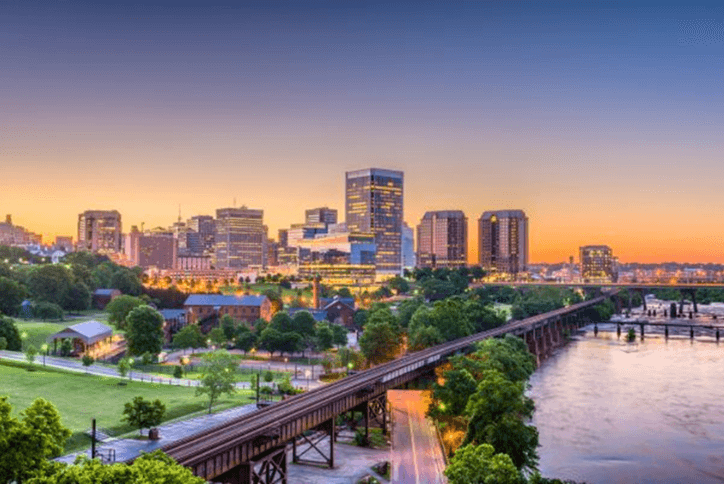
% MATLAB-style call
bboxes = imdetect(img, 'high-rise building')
[125,227,177,269]
[345,168,404,276]
[580,245,617,283]
[417,211,467,268]
[214,207,265,269]
[77,210,122,254]
[478,210,528,275]
[277,229,289,248]
[402,222,415,270]
[187,215,215,254]
[305,207,338,226]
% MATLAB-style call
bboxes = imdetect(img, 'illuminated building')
[305,207,338,226]
[278,229,289,248]
[77,210,122,254]
[580,245,617,283]
[402,222,415,270]
[345,168,404,276]
[187,215,215,255]
[0,215,42,246]
[478,210,528,275]
[416,211,467,268]
[296,230,377,285]
[214,207,266,269]
[125,226,177,269]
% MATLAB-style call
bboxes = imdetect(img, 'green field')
[0,360,254,453]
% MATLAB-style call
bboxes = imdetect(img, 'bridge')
[129,291,617,484]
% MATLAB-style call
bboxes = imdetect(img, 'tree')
[359,321,401,366]
[220,314,236,341]
[0,316,21,351]
[208,327,227,348]
[59,339,73,357]
[269,312,295,333]
[27,265,73,308]
[420,278,457,301]
[291,311,317,355]
[172,325,207,352]
[125,305,164,357]
[234,325,257,354]
[61,282,91,313]
[408,324,444,351]
[27,449,205,483]
[122,396,166,435]
[0,337,6,350]
[387,275,410,295]
[0,276,26,316]
[314,322,334,352]
[397,297,424,328]
[196,350,237,414]
[25,344,38,364]
[464,370,538,471]
[110,269,143,296]
[330,323,348,347]
[105,295,145,329]
[33,301,64,321]
[81,354,94,372]
[353,309,368,328]
[0,397,71,484]
[445,443,522,484]
[118,356,134,380]
[429,368,478,417]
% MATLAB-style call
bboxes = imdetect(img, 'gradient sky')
[2,1,723,263]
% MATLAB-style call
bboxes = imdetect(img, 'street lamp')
[41,344,48,366]
[20,332,28,351]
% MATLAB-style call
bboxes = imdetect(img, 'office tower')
[580,245,617,283]
[125,227,177,269]
[345,168,404,276]
[402,222,415,270]
[278,229,289,248]
[417,211,467,268]
[77,210,122,254]
[214,207,265,269]
[478,210,528,275]
[187,215,215,254]
[305,207,338,226]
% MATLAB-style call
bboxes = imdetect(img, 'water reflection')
[529,326,724,483]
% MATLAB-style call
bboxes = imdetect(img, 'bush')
[173,365,184,379]
[32,301,64,321]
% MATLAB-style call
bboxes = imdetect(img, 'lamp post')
[41,344,48,366]
[20,331,28,351]
[304,369,311,390]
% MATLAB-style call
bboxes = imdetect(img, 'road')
[388,390,447,484]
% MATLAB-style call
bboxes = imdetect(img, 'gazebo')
[48,321,114,358]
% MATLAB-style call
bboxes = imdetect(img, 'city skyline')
[3,1,723,264]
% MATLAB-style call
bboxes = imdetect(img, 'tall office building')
[125,226,177,269]
[478,210,528,275]
[402,222,415,270]
[305,207,338,226]
[345,168,404,276]
[417,211,467,268]
[214,207,265,269]
[187,215,215,254]
[77,210,122,254]
[580,245,617,283]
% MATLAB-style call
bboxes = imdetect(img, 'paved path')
[57,403,261,463]
[388,390,447,484]
[287,441,390,484]
[0,350,322,390]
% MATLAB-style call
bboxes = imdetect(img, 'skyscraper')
[580,245,617,283]
[187,215,215,254]
[214,207,265,269]
[417,211,467,268]
[478,210,528,275]
[305,207,338,226]
[345,168,404,276]
[77,210,122,254]
[402,222,415,270]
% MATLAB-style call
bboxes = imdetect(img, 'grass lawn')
[0,360,255,453]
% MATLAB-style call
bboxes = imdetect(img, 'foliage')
[110,268,144,296]
[195,350,237,414]
[335,347,365,370]
[0,397,72,484]
[259,327,301,356]
[353,309,368,328]
[62,282,91,313]
[397,297,424,328]
[0,276,27,316]
[59,339,73,357]
[331,323,348,347]
[25,344,38,364]
[234,325,257,354]
[511,288,582,320]
[0,337,6,350]
[387,276,410,295]
[290,310,317,354]
[408,323,444,351]
[314,322,334,352]
[27,265,74,308]
[172,325,207,351]
[359,321,400,366]
[105,295,145,329]
[0,316,22,351]
[420,278,459,301]
[81,354,94,369]
[125,306,165,357]
[122,396,166,435]
[118,356,134,380]
[26,449,205,484]
[429,368,478,417]
[33,301,64,321]
[208,327,227,347]
[445,443,522,484]
[220,314,236,341]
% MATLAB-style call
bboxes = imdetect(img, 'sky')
[1,1,723,263]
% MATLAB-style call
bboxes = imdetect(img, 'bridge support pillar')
[526,330,540,367]
[640,323,645,340]
[685,289,698,313]
[216,445,287,484]
[292,417,335,469]
[665,325,669,339]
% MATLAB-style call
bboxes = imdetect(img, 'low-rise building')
[184,294,272,325]
[92,288,121,309]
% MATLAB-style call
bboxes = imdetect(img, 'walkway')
[57,403,260,463]
[388,390,447,484]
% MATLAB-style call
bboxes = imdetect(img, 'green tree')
[291,310,317,354]
[172,325,207,351]
[387,275,410,295]
[0,316,21,351]
[105,295,145,329]
[359,321,401,366]
[429,368,478,417]
[408,323,444,351]
[125,306,164,357]
[366,305,399,328]
[61,282,91,313]
[110,269,143,296]
[234,325,257,354]
[0,276,26,316]
[420,278,457,301]
[330,323,348,347]
[0,397,71,484]
[25,344,38,364]
[59,339,73,357]
[118,356,134,381]
[464,370,538,471]
[26,449,205,484]
[445,443,522,484]
[0,337,7,350]
[81,354,94,373]
[33,301,64,321]
[269,312,295,333]
[196,350,237,414]
[353,309,368,328]
[208,327,227,347]
[397,297,424,328]
[220,314,236,341]
[314,322,334,352]
[122,396,166,435]
[27,265,73,308]
[173,365,184,379]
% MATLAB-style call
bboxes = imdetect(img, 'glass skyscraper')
[214,207,266,269]
[345,168,404,276]
[417,210,468,268]
[478,210,528,275]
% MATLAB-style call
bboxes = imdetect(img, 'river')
[529,324,724,483]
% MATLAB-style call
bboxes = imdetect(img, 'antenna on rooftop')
[178,204,182,223]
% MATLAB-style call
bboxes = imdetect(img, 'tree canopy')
[105,295,145,329]
[196,350,237,414]
[125,305,165,356]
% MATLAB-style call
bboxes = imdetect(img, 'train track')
[138,292,613,466]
